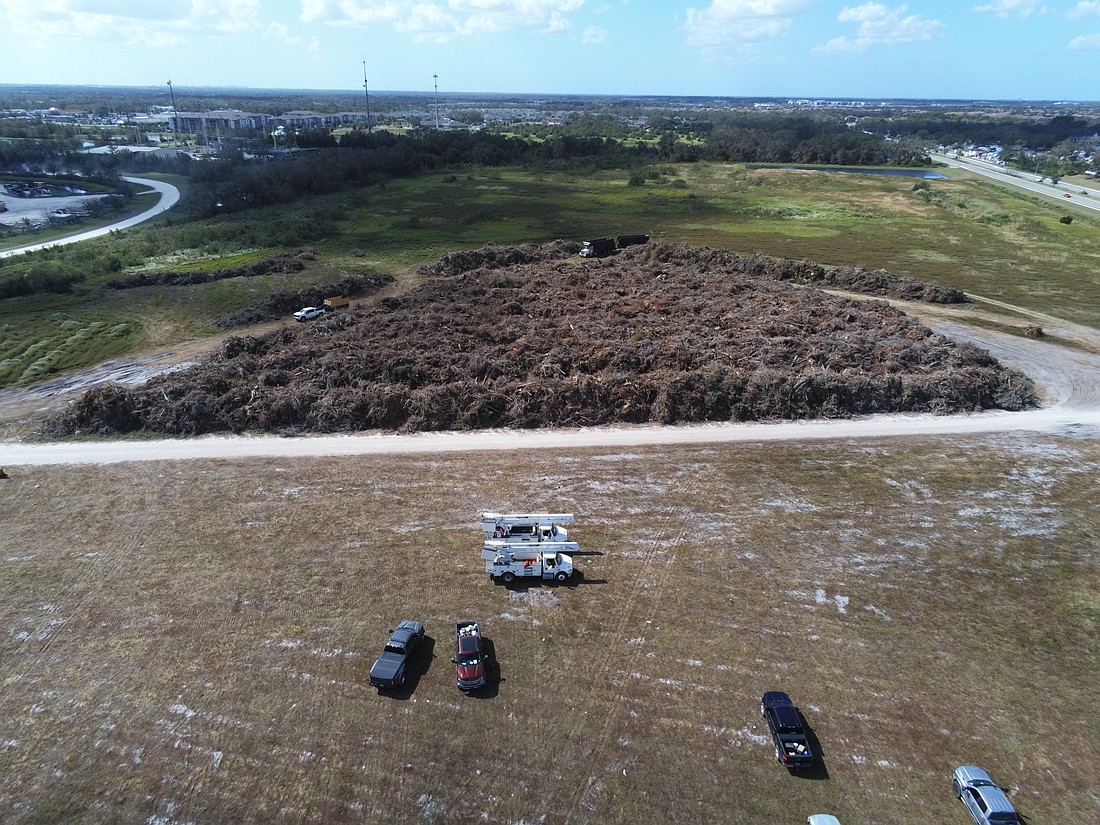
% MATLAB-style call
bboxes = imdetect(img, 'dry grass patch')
[1,433,1098,824]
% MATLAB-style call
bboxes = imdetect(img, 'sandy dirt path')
[2,298,1099,467]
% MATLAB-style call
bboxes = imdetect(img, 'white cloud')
[971,1,1045,19]
[683,0,818,55]
[1068,1,1100,18]
[813,3,944,54]
[1068,31,1100,47]
[0,0,262,46]
[581,24,607,43]
[300,0,583,42]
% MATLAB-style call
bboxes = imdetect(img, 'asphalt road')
[0,176,181,259]
[932,153,1100,212]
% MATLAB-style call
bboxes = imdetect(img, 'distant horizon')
[2,3,1099,102]
[2,82,1098,109]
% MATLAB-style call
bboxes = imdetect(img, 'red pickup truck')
[452,621,486,691]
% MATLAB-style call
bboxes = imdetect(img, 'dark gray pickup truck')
[368,620,425,690]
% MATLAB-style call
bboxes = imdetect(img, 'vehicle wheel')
[556,571,568,581]
[952,779,961,799]
[502,572,515,584]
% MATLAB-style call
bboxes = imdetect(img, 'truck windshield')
[458,653,480,666]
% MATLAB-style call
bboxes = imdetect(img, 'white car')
[293,306,326,322]
[808,816,841,825]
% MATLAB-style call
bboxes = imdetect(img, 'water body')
[776,165,947,179]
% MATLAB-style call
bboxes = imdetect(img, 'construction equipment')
[479,512,573,542]
[483,543,575,583]
[578,234,649,258]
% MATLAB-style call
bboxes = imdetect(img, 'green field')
[2,162,1098,390]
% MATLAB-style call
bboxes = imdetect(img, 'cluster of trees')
[704,116,928,166]
[861,112,1097,150]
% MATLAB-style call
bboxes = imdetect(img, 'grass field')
[2,162,1098,390]
[1,434,1098,824]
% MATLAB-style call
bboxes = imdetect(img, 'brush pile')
[44,243,1035,436]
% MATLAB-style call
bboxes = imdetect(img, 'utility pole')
[433,73,439,129]
[362,60,372,136]
[166,79,178,144]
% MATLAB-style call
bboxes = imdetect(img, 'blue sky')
[2,1,1098,101]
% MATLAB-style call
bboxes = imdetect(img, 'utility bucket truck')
[483,542,575,583]
[480,512,573,542]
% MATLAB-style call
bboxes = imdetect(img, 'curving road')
[0,176,181,259]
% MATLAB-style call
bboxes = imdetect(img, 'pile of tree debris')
[100,248,395,329]
[44,242,1035,436]
[105,249,318,289]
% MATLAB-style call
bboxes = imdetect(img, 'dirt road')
[2,298,1099,466]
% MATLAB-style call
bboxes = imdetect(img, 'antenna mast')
[362,60,372,136]
[166,79,178,144]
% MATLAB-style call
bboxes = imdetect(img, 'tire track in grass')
[565,475,694,824]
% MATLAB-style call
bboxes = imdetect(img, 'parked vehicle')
[807,816,841,825]
[480,512,573,542]
[482,543,574,583]
[293,306,326,321]
[614,233,649,249]
[761,691,814,768]
[578,234,650,258]
[323,295,349,309]
[952,766,1020,824]
[579,237,616,258]
[368,620,424,690]
[452,621,487,691]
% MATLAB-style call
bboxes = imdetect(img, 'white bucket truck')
[480,512,573,543]
[482,542,575,583]
[480,512,579,583]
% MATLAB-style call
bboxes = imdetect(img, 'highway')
[932,153,1100,213]
[0,176,181,259]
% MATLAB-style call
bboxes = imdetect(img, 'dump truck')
[483,542,575,583]
[614,233,649,249]
[480,512,573,543]
[578,234,649,258]
[579,237,616,258]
